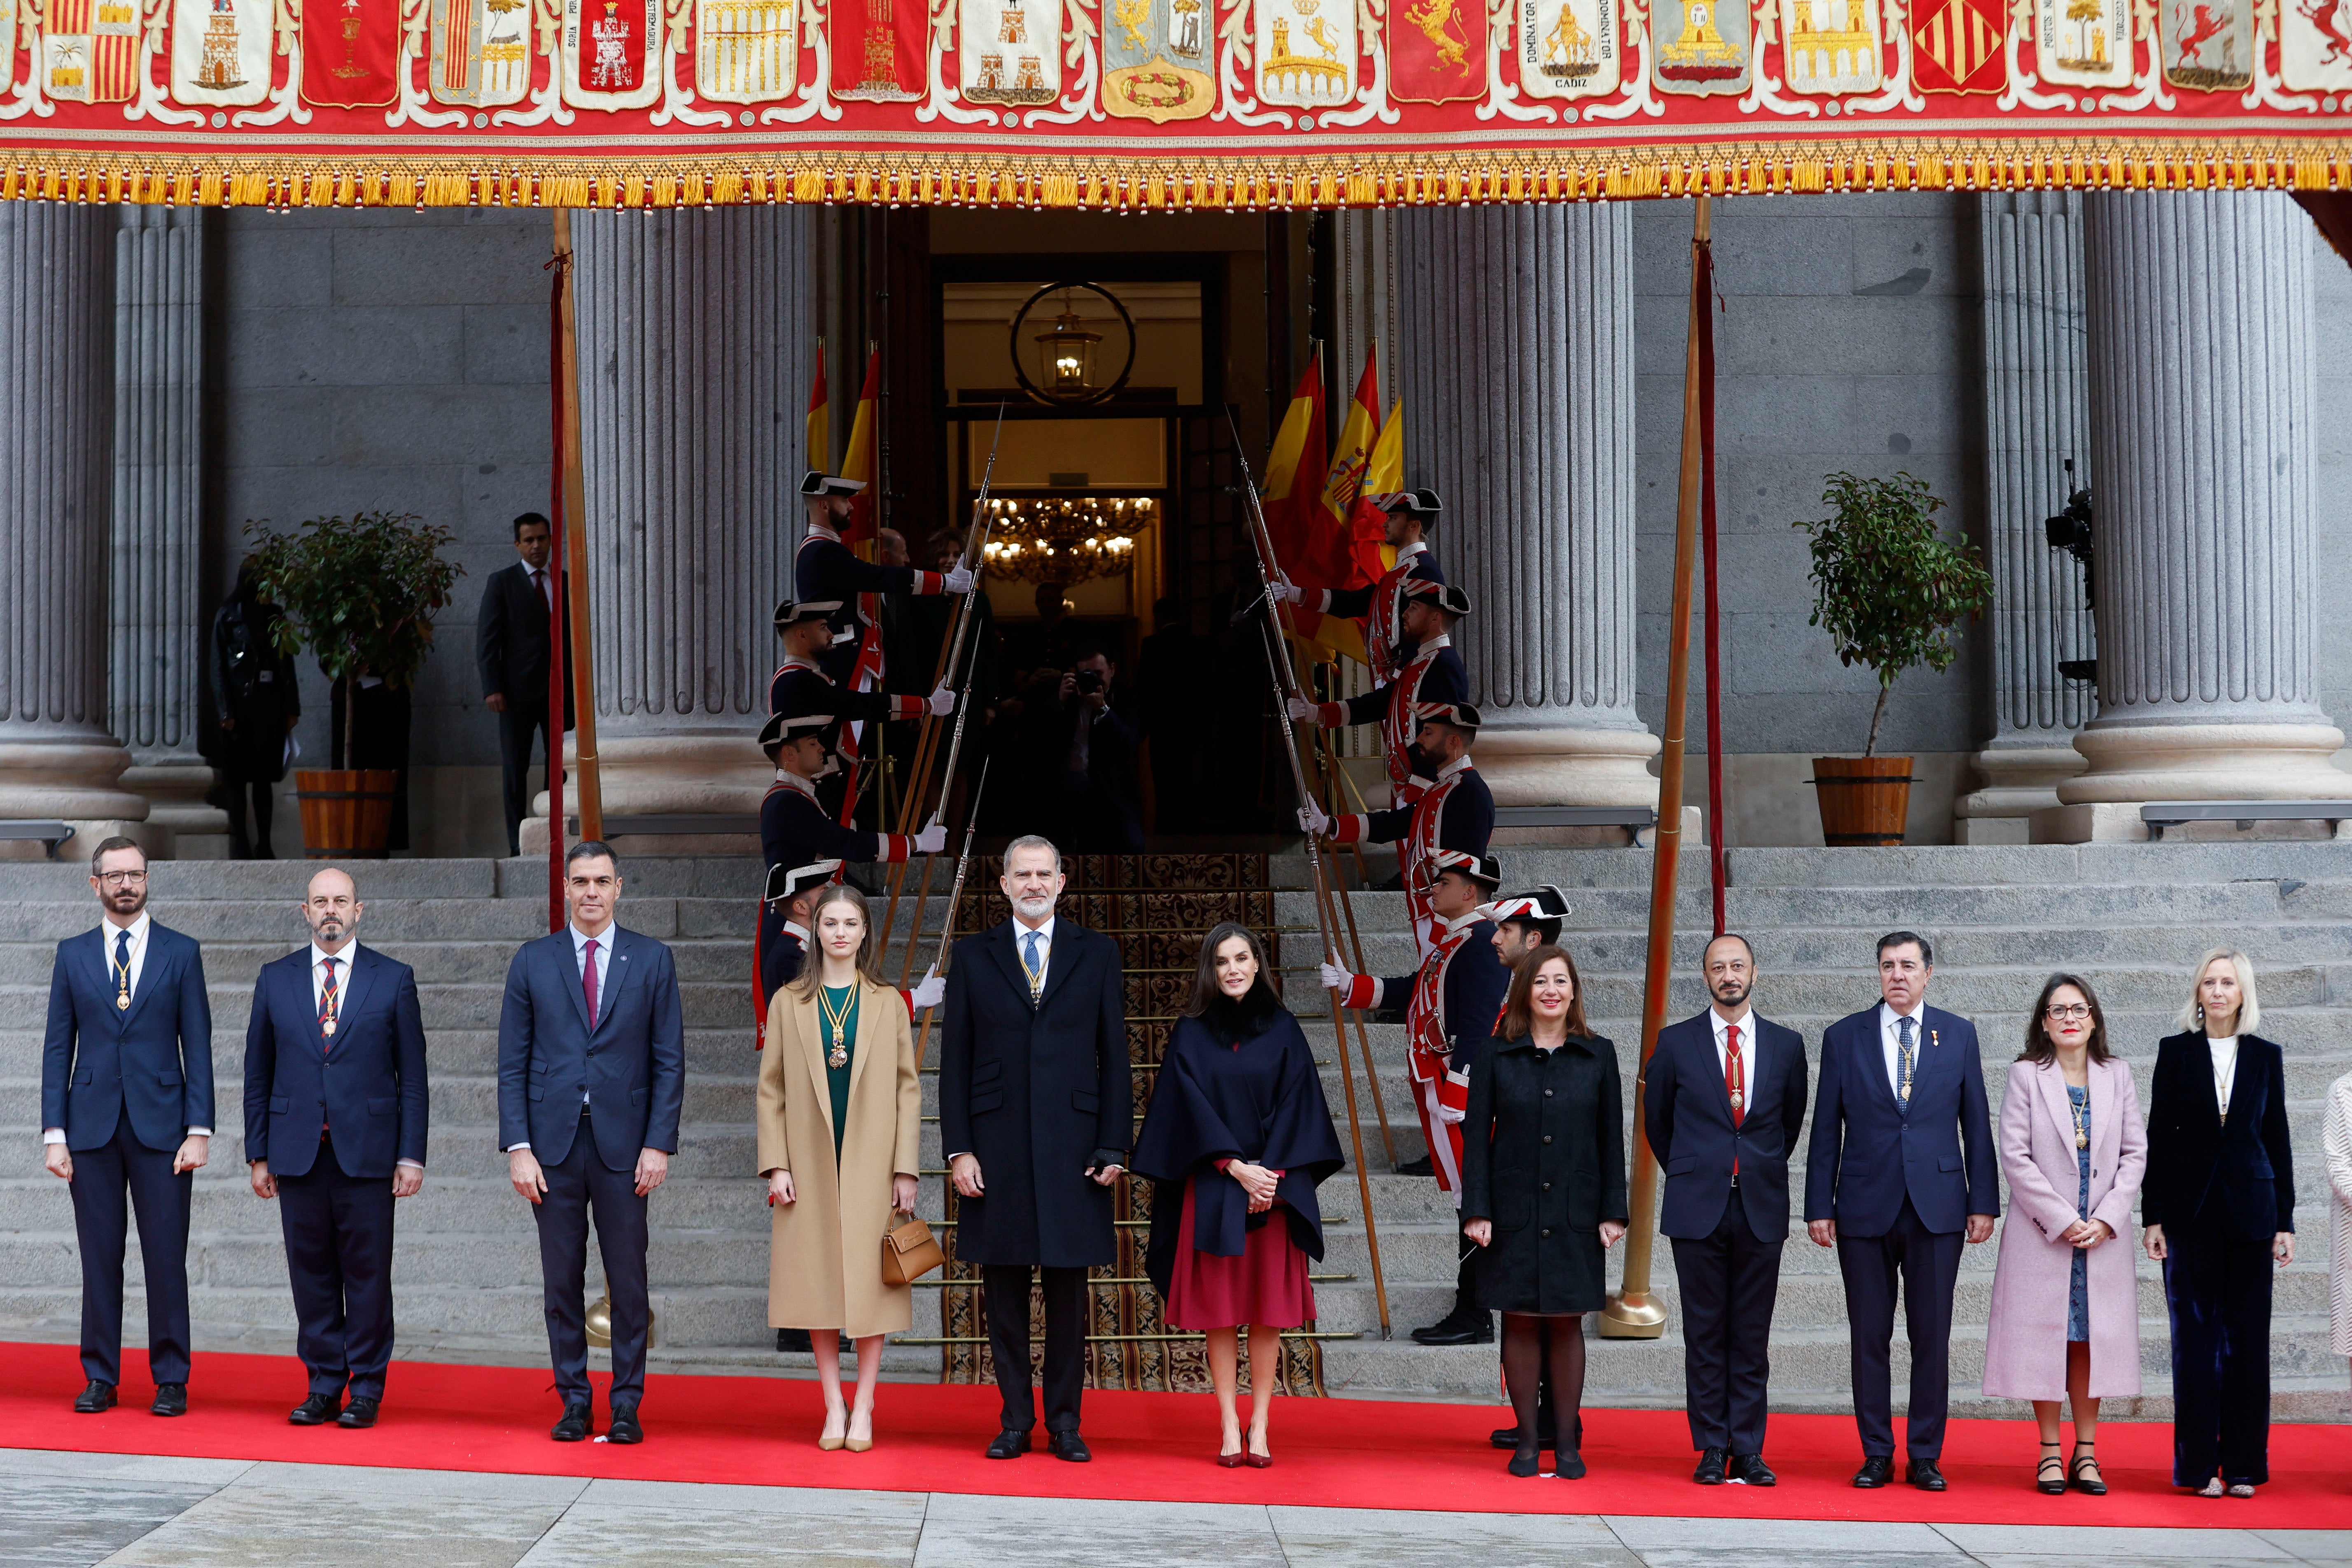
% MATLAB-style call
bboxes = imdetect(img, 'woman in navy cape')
[1134,921,1344,1468]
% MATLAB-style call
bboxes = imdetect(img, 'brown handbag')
[882,1209,944,1285]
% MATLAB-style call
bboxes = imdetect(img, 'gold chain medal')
[820,986,853,1070]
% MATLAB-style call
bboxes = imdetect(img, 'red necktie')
[318,957,340,1051]
[1724,1022,1744,1178]
[582,938,600,1029]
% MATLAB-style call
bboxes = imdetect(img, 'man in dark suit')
[476,512,572,857]
[1049,646,1144,854]
[938,834,1132,1462]
[1805,930,1998,1492]
[40,837,213,1416]
[243,867,428,1428]
[497,842,685,1444]
[1645,932,1808,1486]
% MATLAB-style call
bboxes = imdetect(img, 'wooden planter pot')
[294,769,398,859]
[1810,756,1916,847]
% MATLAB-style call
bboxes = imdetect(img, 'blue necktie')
[1896,1015,1916,1111]
[1021,931,1045,1001]
[113,929,132,1010]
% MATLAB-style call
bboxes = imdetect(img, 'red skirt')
[1165,1174,1316,1330]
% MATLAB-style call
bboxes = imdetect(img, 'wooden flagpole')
[552,209,602,846]
[1599,196,1711,1340]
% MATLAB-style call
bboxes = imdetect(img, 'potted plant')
[247,511,462,858]
[1795,472,1992,846]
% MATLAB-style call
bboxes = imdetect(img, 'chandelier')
[979,496,1153,586]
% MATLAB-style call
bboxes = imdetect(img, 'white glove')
[926,684,957,716]
[1286,695,1322,726]
[909,966,945,1011]
[1297,803,1332,838]
[1271,578,1304,605]
[942,563,976,595]
[913,821,948,855]
[1319,961,1353,993]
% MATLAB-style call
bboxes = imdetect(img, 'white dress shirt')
[530,564,554,611]
[508,923,618,1153]
[1710,1006,1754,1107]
[1012,914,1055,994]
[2209,1034,2240,1120]
[1878,1000,1928,1098]
[47,913,210,1143]
[310,940,422,1170]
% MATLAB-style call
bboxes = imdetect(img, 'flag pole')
[1600,195,1711,1341]
[553,208,602,847]
[1311,728,1398,1166]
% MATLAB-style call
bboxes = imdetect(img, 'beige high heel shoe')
[846,1407,875,1453]
[819,1407,848,1451]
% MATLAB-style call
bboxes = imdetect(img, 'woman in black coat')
[1134,922,1342,1467]
[2142,948,2295,1498]
[1461,943,1627,1480]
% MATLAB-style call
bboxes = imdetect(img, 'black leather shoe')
[551,1403,594,1442]
[1410,1308,1493,1346]
[74,1381,117,1414]
[150,1384,188,1418]
[607,1407,643,1444]
[289,1393,340,1426]
[1728,1454,1778,1486]
[1908,1458,1947,1492]
[1490,1421,1558,1449]
[1507,1445,1541,1478]
[1047,1430,1092,1463]
[1394,1153,1433,1176]
[1852,1456,1894,1488]
[986,1428,1032,1460]
[1693,1447,1728,1485]
[337,1398,379,1430]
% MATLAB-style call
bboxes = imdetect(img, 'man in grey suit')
[497,841,684,1445]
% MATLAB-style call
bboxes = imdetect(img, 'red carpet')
[8,1342,2348,1526]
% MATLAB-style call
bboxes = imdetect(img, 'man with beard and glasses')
[937,835,1132,1462]
[1644,933,1810,1487]
[243,868,429,1428]
[41,838,213,1417]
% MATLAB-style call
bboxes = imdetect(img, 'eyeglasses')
[2044,1004,2092,1022]
[97,871,148,887]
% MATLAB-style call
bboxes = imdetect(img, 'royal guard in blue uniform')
[1300,699,1493,950]
[1273,488,1444,685]
[770,598,955,727]
[1486,884,1571,987]
[1320,848,1510,1344]
[1288,579,1469,792]
[753,712,945,1045]
[752,856,837,1042]
[795,471,972,683]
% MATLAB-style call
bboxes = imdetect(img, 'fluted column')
[1955,193,2094,842]
[0,205,146,859]
[2043,191,2344,839]
[523,208,814,849]
[111,205,227,857]
[1396,204,1658,811]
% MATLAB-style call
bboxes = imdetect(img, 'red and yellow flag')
[837,348,880,547]
[1350,394,1405,586]
[806,338,829,473]
[1291,352,1382,665]
[1260,350,1328,609]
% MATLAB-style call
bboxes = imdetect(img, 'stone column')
[523,207,814,853]
[0,205,147,859]
[2041,191,2345,841]
[1395,205,1659,816]
[1955,193,2095,843]
[111,205,228,858]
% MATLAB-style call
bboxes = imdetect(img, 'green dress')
[820,984,859,1165]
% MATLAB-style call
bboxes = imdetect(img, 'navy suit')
[243,945,428,1401]
[1805,1002,1998,1462]
[41,922,214,1389]
[1645,1010,1808,1455]
[497,926,684,1409]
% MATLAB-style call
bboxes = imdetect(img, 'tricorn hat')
[800,470,867,498]
[1371,488,1443,520]
[1486,883,1572,929]
[1430,848,1504,891]
[773,598,842,636]
[758,709,835,759]
[1399,578,1471,617]
[1410,699,1482,735]
[763,858,841,907]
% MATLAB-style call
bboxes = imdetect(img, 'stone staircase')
[1279,841,2352,1419]
[0,842,2347,1418]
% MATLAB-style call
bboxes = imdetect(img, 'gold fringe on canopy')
[0,139,2345,210]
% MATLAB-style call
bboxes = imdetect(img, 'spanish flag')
[1260,351,1328,609]
[1292,353,1381,665]
[1351,394,1405,586]
[837,348,880,548]
[806,338,828,474]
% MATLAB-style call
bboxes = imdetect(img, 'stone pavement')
[0,1447,2344,1568]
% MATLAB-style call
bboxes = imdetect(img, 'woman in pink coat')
[1983,973,2146,1497]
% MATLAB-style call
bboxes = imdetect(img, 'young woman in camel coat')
[757,884,922,1449]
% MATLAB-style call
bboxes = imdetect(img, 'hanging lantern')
[1035,304,1102,399]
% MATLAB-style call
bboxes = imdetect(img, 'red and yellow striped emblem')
[1912,0,2006,94]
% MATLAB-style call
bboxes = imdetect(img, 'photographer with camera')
[1053,646,1144,853]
